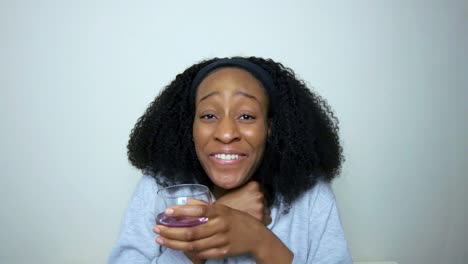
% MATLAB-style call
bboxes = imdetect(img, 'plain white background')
[0,0,466,263]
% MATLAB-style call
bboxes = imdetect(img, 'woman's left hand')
[153,203,275,261]
[215,181,271,226]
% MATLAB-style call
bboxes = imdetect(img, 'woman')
[109,57,352,263]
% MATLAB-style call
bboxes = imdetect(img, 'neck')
[212,185,229,199]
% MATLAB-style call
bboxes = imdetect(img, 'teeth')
[215,154,240,160]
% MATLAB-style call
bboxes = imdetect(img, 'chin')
[213,181,239,190]
[211,175,246,190]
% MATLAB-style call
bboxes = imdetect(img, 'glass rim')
[157,183,210,199]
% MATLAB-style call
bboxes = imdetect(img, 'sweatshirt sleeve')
[307,182,353,264]
[108,176,193,264]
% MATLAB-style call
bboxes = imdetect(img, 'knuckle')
[247,181,259,190]
[186,242,195,251]
[220,248,229,257]
[184,230,194,241]
[198,205,207,215]
[253,193,264,202]
[218,204,229,214]
[190,241,199,251]
[255,213,263,221]
[218,236,229,246]
[255,202,263,209]
[251,181,260,189]
[219,221,229,232]
[253,204,263,214]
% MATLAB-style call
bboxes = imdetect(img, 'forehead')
[195,67,268,101]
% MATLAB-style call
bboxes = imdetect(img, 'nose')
[214,116,241,144]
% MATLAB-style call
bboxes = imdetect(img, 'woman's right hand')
[214,181,271,225]
[180,181,270,263]
[154,203,292,263]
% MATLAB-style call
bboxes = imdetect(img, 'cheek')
[192,124,201,152]
[192,123,211,151]
[243,127,268,149]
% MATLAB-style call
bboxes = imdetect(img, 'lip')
[209,150,247,165]
[209,149,246,155]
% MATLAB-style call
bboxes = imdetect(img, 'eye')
[200,114,216,119]
[239,114,256,120]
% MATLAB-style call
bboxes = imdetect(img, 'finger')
[156,233,227,253]
[245,180,260,191]
[187,198,208,205]
[155,224,214,242]
[155,219,224,242]
[167,203,224,219]
[192,247,231,260]
[164,204,209,218]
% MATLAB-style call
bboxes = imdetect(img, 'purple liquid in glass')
[156,212,208,227]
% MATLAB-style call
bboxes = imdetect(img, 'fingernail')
[165,208,174,215]
[156,237,164,245]
[153,227,160,234]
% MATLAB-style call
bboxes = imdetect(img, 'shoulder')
[274,180,336,217]
[273,180,338,216]
[311,181,336,204]
[125,175,162,212]
[132,175,159,198]
[301,180,336,203]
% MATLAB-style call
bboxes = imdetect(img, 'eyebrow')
[235,91,259,102]
[198,91,219,102]
[198,90,260,104]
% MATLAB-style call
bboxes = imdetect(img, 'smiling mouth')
[214,154,240,160]
[210,152,246,165]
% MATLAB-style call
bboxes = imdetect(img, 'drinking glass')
[156,184,212,227]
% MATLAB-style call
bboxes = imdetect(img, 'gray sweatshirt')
[108,175,352,264]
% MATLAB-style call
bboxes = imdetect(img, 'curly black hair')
[127,56,343,209]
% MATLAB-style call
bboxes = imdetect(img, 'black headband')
[190,58,277,109]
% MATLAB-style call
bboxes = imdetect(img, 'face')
[193,67,269,195]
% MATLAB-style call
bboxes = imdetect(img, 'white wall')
[0,0,466,263]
